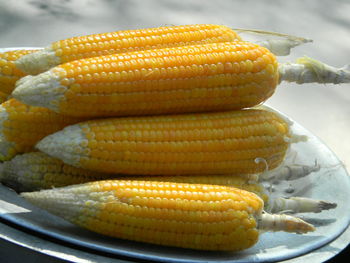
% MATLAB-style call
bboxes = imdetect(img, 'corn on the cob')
[0,150,320,194]
[36,109,305,175]
[2,152,335,214]
[21,180,315,251]
[13,41,278,117]
[15,24,241,75]
[0,49,38,94]
[0,152,113,192]
[14,43,350,118]
[0,98,85,161]
[0,151,263,194]
[0,151,266,201]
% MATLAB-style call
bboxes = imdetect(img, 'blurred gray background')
[0,1,349,261]
[1,0,349,169]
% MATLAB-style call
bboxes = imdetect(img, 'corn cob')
[0,98,85,161]
[0,151,266,200]
[0,152,114,192]
[21,180,315,251]
[36,109,305,175]
[15,24,241,75]
[14,42,349,118]
[0,150,321,194]
[0,151,262,194]
[13,41,279,117]
[0,49,38,94]
[0,151,267,201]
[2,151,335,214]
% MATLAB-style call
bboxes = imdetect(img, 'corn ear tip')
[14,47,60,75]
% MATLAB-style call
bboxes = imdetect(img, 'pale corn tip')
[14,47,61,75]
[21,187,86,220]
[0,105,16,160]
[12,69,65,112]
[0,152,115,192]
[15,75,34,87]
[36,124,86,167]
[0,153,35,191]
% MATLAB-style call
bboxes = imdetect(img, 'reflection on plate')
[1,47,350,262]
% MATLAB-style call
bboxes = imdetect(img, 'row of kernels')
[56,24,236,48]
[79,157,267,175]
[85,147,286,165]
[83,110,279,133]
[53,25,239,61]
[82,218,249,251]
[57,45,267,81]
[87,109,255,127]
[101,201,251,224]
[84,136,285,159]
[64,75,255,96]
[85,123,279,141]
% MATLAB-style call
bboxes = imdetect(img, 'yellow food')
[0,49,38,94]
[21,180,314,251]
[0,98,85,160]
[36,109,296,175]
[15,24,241,74]
[13,41,278,117]
[0,152,114,192]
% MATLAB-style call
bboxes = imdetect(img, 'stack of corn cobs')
[0,24,349,252]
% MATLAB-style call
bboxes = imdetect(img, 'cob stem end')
[279,56,350,84]
[269,197,337,214]
[258,212,315,233]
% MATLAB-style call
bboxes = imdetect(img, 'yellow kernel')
[61,78,70,86]
[2,66,12,75]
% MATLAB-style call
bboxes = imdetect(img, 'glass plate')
[1,47,350,262]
